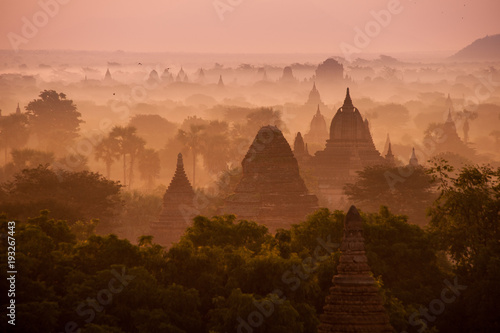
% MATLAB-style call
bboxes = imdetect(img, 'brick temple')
[223,126,318,231]
[318,205,393,333]
[151,153,196,247]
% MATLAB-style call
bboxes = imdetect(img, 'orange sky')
[1,0,499,55]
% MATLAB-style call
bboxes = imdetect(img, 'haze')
[1,0,500,55]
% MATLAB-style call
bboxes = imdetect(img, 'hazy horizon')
[2,0,499,55]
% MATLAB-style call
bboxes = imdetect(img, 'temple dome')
[329,88,370,141]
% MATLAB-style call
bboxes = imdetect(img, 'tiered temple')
[318,206,393,333]
[151,153,196,247]
[223,126,318,231]
[312,88,385,203]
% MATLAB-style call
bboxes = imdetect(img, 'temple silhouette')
[318,206,393,332]
[150,153,196,246]
[311,88,386,205]
[223,126,318,231]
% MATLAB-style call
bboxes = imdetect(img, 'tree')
[25,90,83,154]
[108,126,146,188]
[344,165,437,226]
[128,114,178,150]
[177,124,205,188]
[0,165,122,230]
[0,113,29,164]
[428,162,500,269]
[95,136,120,179]
[138,148,160,188]
[428,162,500,332]
[455,109,478,143]
[200,120,232,174]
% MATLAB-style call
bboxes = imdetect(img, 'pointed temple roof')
[294,132,305,156]
[304,105,329,145]
[306,82,323,106]
[318,206,393,333]
[409,147,419,167]
[385,142,395,165]
[151,153,196,247]
[104,68,112,81]
[223,126,318,231]
[16,103,21,114]
[218,74,224,87]
[313,88,384,178]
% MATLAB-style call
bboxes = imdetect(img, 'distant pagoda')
[313,88,384,176]
[311,88,384,206]
[305,82,323,107]
[304,105,329,146]
[293,132,311,162]
[151,153,196,247]
[223,126,318,231]
[318,206,393,333]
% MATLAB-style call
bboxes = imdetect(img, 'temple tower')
[304,105,329,147]
[151,153,196,247]
[318,206,393,333]
[223,126,318,231]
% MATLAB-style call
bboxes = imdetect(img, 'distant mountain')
[450,34,500,61]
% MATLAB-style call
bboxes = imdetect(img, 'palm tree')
[108,126,145,188]
[176,124,205,188]
[138,148,160,189]
[95,136,120,179]
[456,109,478,143]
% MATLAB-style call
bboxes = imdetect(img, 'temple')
[176,67,189,82]
[147,70,160,85]
[385,141,395,166]
[426,109,475,158]
[103,68,112,82]
[409,147,419,166]
[218,75,224,88]
[318,206,393,333]
[305,82,324,108]
[304,105,329,148]
[151,153,196,247]
[312,88,385,203]
[279,66,297,84]
[293,132,311,162]
[223,126,318,231]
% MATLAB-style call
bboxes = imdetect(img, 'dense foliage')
[0,164,498,332]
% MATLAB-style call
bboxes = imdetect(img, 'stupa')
[304,105,329,146]
[223,126,318,231]
[151,153,196,247]
[318,206,394,333]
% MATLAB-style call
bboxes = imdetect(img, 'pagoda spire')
[318,206,393,332]
[409,147,419,166]
[151,152,195,247]
[16,103,21,114]
[342,87,354,109]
